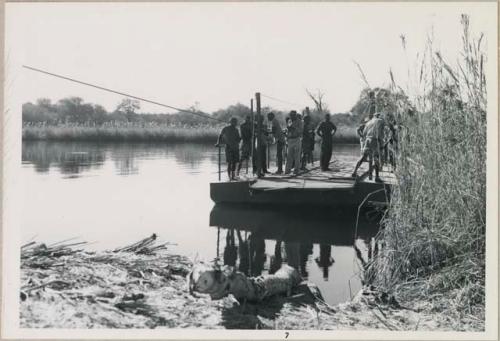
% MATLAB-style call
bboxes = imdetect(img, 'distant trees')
[306,89,327,113]
[350,87,412,123]
[22,97,226,127]
[116,98,141,122]
[22,97,109,125]
[212,103,252,123]
[23,98,58,124]
[24,92,403,128]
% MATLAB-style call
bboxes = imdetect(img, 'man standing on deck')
[357,115,372,154]
[267,112,285,174]
[285,111,303,175]
[301,115,315,170]
[253,114,268,176]
[316,113,337,171]
[237,115,252,176]
[215,117,241,181]
[351,112,385,182]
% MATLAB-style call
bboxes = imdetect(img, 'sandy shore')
[20,238,483,331]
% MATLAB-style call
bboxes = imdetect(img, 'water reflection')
[210,204,378,244]
[269,240,283,275]
[223,229,237,267]
[316,245,335,281]
[249,233,266,276]
[22,141,105,174]
[22,141,218,177]
[210,204,381,304]
[21,141,374,306]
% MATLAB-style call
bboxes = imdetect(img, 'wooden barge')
[210,159,395,207]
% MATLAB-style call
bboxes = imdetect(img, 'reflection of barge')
[209,204,380,245]
[210,160,395,207]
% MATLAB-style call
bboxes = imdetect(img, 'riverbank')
[20,235,483,330]
[22,124,359,144]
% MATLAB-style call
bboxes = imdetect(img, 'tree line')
[22,87,407,127]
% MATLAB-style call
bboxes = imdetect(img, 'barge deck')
[210,159,396,207]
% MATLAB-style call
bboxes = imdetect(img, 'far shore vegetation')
[22,91,375,144]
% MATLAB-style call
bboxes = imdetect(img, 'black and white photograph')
[1,1,497,339]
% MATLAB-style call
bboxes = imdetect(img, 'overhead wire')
[22,65,226,123]
[260,93,308,109]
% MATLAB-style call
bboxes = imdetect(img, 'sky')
[5,2,496,114]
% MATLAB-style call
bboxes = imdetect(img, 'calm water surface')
[21,141,379,305]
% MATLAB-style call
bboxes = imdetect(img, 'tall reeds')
[372,15,486,326]
[22,123,222,143]
[22,122,360,144]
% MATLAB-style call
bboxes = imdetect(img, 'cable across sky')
[23,65,315,121]
[260,93,308,109]
[22,65,226,123]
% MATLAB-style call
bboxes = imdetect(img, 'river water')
[21,141,380,305]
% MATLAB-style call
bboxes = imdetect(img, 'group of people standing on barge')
[216,109,338,180]
[216,91,397,181]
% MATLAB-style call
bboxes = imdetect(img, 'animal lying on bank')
[187,263,302,301]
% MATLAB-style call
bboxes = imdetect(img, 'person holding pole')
[215,117,241,181]
[267,112,285,174]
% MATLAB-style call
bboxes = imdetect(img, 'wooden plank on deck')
[250,177,355,191]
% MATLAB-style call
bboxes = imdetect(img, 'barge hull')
[210,180,390,207]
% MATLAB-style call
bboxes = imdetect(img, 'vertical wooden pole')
[250,98,257,172]
[250,98,257,173]
[305,106,313,165]
[255,92,262,177]
[218,145,221,181]
[247,98,255,173]
[267,119,270,170]
[216,227,220,260]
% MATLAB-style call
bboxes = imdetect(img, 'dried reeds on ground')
[369,15,486,331]
[22,234,474,330]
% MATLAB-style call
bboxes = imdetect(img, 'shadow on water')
[210,204,379,247]
[210,204,382,327]
[22,141,217,176]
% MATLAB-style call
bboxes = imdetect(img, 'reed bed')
[22,122,359,144]
[370,15,486,329]
[22,123,222,143]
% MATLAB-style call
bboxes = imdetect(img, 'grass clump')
[371,15,486,328]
